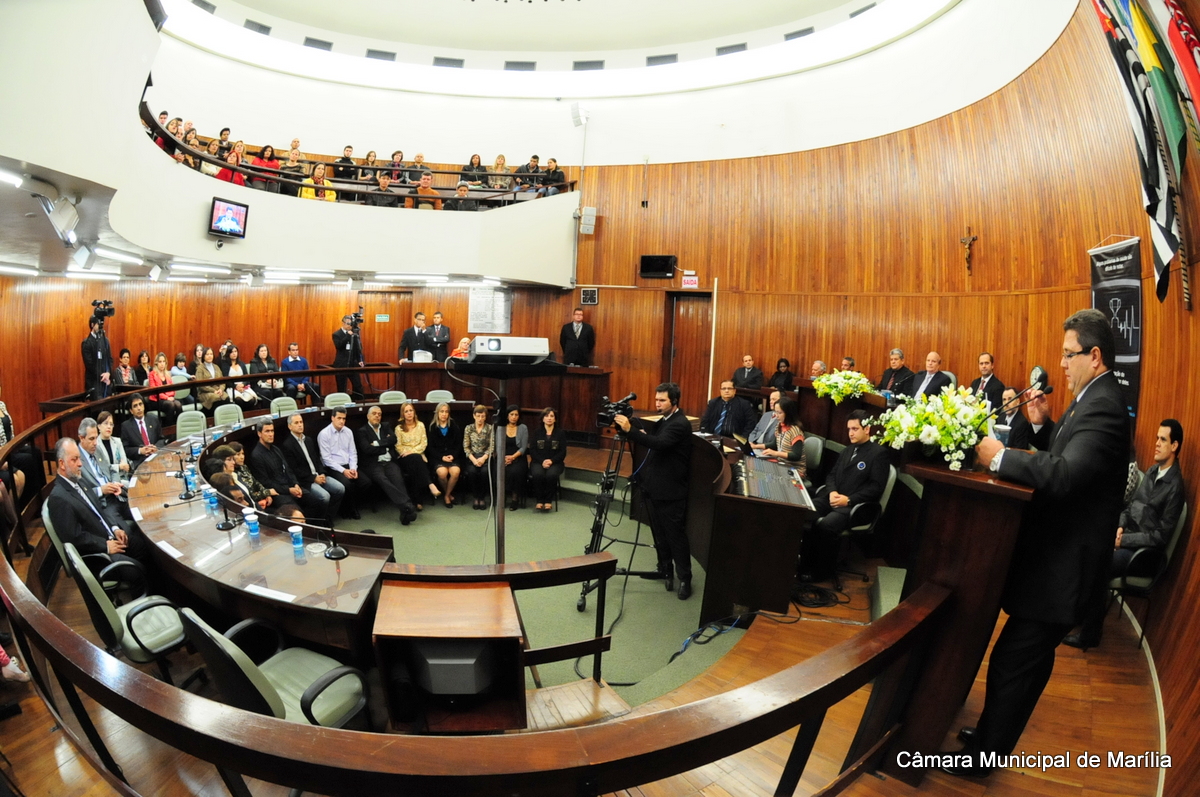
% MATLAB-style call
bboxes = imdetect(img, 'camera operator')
[332,313,365,399]
[80,303,114,400]
[613,382,695,600]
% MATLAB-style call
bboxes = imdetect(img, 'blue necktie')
[717,403,728,435]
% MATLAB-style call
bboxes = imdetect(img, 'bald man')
[911,351,952,397]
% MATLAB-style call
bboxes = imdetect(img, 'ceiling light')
[374,273,448,282]
[67,262,121,275]
[0,170,22,188]
[42,197,78,248]
[264,269,334,280]
[148,265,163,282]
[0,264,39,278]
[263,278,301,285]
[65,271,120,282]
[170,263,232,275]
[168,276,208,283]
[93,245,144,266]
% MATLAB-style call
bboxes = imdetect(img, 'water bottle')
[184,465,198,494]
[243,508,260,539]
[203,487,218,515]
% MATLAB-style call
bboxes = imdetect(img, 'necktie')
[717,403,729,435]
[296,435,318,476]
[139,420,149,446]
[887,373,895,390]
[574,323,581,337]
[68,479,115,538]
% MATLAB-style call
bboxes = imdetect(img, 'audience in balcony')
[300,163,338,201]
[406,153,429,185]
[538,158,565,197]
[216,127,232,156]
[358,151,379,185]
[461,154,487,187]
[387,150,407,184]
[364,173,403,208]
[514,155,543,192]
[199,139,222,177]
[489,154,513,191]
[333,145,358,201]
[249,144,280,192]
[278,148,307,196]
[215,151,246,186]
[444,182,479,212]
[406,172,443,210]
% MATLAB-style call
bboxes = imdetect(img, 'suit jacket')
[81,332,112,399]
[120,414,164,460]
[876,365,915,394]
[748,412,778,447]
[910,370,953,398]
[47,477,119,556]
[1120,463,1184,550]
[699,396,756,438]
[426,324,452,363]
[332,327,363,368]
[1000,409,1032,451]
[969,375,1006,410]
[824,440,890,508]
[399,327,430,361]
[996,371,1130,625]
[280,433,324,485]
[731,367,764,390]
[559,322,596,366]
[74,450,127,528]
[355,422,398,468]
[624,409,693,501]
[248,441,300,495]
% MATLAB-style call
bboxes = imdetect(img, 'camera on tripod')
[596,392,637,428]
[349,306,365,331]
[89,299,114,329]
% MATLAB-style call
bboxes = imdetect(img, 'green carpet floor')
[339,487,744,707]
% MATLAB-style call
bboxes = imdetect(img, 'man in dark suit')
[699,381,756,438]
[47,438,149,594]
[911,351,953,397]
[247,421,328,525]
[996,387,1033,451]
[76,418,130,525]
[969,352,1006,410]
[355,405,418,525]
[427,312,452,363]
[80,317,112,400]
[731,355,764,389]
[331,315,364,398]
[875,348,915,396]
[614,382,695,599]
[800,410,891,582]
[559,308,596,366]
[946,309,1130,778]
[399,312,431,362]
[279,413,342,526]
[119,395,164,469]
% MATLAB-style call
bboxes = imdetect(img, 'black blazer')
[910,370,953,398]
[426,324,452,363]
[399,327,431,361]
[559,322,596,366]
[332,327,363,368]
[355,422,399,467]
[624,409,693,502]
[997,371,1130,625]
[970,375,1006,410]
[47,477,119,556]
[280,433,324,484]
[876,366,915,394]
[529,426,567,466]
[731,367,764,390]
[248,441,299,495]
[81,332,112,399]
[425,422,464,466]
[1000,408,1033,451]
[768,371,795,392]
[824,440,890,507]
[699,396,756,438]
[120,414,164,460]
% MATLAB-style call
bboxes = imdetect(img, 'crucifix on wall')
[961,227,979,275]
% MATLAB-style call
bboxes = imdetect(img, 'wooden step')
[521,678,631,732]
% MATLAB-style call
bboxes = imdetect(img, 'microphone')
[162,495,201,509]
[216,502,244,532]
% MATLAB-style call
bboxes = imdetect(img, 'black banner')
[1089,238,1142,425]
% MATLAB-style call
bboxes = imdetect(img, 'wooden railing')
[0,378,952,796]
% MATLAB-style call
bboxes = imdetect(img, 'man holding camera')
[332,314,364,399]
[81,315,112,401]
[614,383,696,600]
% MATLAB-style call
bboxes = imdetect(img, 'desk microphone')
[162,495,201,509]
[216,503,244,532]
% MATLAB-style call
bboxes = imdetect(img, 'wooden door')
[358,292,412,366]
[665,293,713,418]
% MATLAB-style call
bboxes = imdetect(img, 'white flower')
[919,425,939,445]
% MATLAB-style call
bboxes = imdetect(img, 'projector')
[468,336,550,365]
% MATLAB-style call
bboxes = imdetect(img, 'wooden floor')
[0,504,1162,796]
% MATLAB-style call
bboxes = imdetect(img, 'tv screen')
[639,255,676,278]
[209,197,248,240]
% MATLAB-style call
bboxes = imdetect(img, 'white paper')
[130,507,144,522]
[156,540,183,559]
[244,583,297,603]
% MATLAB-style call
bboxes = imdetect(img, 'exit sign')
[681,275,700,289]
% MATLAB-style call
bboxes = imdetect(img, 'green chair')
[425,389,454,402]
[379,391,408,405]
[323,392,352,409]
[175,410,207,440]
[830,465,897,588]
[171,373,196,408]
[214,403,245,427]
[1110,502,1188,649]
[63,543,204,688]
[270,395,299,416]
[179,609,366,727]
[42,502,140,600]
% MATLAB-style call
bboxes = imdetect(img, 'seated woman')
[248,344,282,403]
[768,358,795,392]
[501,405,529,511]
[93,411,131,489]
[761,397,807,478]
[170,352,192,382]
[147,352,182,427]
[249,144,281,192]
[181,129,202,169]
[188,342,205,376]
[0,387,42,503]
[215,151,246,186]
[461,154,488,187]
[110,348,138,389]
[194,347,229,413]
[208,472,250,508]
[463,405,495,510]
[528,407,566,511]
[395,403,442,510]
[488,154,513,192]
[214,443,303,520]
[134,350,151,385]
[224,345,259,411]
[300,162,338,201]
[278,148,307,197]
[358,150,379,186]
[450,337,472,359]
[426,402,463,508]
[199,138,223,176]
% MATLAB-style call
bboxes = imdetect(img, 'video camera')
[596,392,637,428]
[349,306,365,331]
[90,299,114,330]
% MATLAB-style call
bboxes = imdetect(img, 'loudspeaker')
[571,102,589,127]
[580,206,597,235]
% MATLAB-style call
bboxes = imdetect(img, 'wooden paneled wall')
[3,2,1199,792]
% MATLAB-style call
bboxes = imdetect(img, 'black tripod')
[577,433,659,611]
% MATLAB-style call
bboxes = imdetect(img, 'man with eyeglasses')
[941,309,1130,779]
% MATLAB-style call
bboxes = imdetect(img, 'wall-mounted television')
[639,254,676,278]
[209,197,248,240]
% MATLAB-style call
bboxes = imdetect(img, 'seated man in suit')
[748,390,782,450]
[800,410,890,582]
[247,421,328,524]
[911,351,953,397]
[280,342,321,404]
[875,348,915,395]
[119,395,164,469]
[355,405,418,525]
[731,355,763,389]
[810,360,828,379]
[280,413,343,526]
[996,387,1033,451]
[76,417,131,525]
[969,352,1006,410]
[1065,419,1185,649]
[47,438,149,594]
[699,381,757,439]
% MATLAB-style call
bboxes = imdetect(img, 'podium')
[848,461,1034,785]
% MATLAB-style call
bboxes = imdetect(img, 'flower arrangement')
[874,385,991,470]
[812,370,877,405]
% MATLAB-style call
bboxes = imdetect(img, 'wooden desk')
[129,440,393,660]
[373,581,526,733]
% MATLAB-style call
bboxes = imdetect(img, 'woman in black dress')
[768,358,795,392]
[528,407,566,511]
[426,402,463,507]
[501,405,529,511]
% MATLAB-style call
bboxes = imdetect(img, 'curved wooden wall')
[2,2,1198,792]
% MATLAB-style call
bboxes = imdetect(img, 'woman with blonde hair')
[395,402,441,510]
[488,154,513,191]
